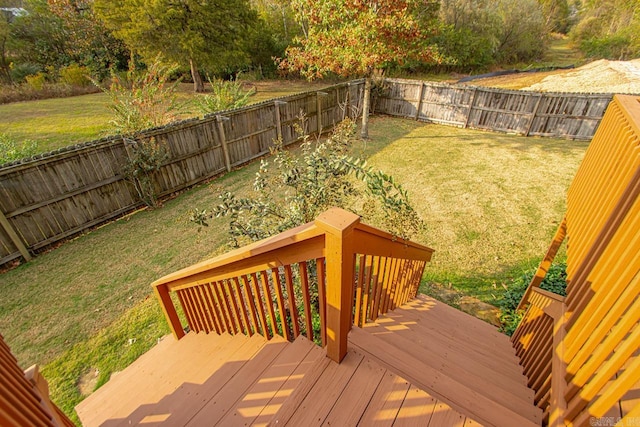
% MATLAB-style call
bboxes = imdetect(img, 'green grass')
[0,80,333,155]
[0,116,588,422]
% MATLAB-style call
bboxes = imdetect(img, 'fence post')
[525,94,544,136]
[317,91,329,135]
[216,115,232,172]
[415,82,425,120]
[0,209,31,262]
[274,100,284,142]
[154,283,185,340]
[315,208,360,363]
[464,87,478,128]
[346,83,351,119]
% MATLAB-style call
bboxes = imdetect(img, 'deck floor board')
[76,294,540,427]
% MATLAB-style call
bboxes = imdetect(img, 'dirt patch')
[77,368,100,396]
[523,59,640,93]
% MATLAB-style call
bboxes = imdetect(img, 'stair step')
[221,335,324,426]
[349,326,541,427]
[77,332,266,427]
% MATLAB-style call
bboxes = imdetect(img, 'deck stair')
[348,294,541,427]
[77,293,540,426]
[76,332,325,426]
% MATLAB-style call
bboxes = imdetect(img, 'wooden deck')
[77,294,540,427]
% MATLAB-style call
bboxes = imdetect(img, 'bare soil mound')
[523,59,640,94]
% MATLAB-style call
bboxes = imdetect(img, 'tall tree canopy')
[280,0,441,138]
[94,0,258,92]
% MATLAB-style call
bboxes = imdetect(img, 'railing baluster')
[242,275,260,336]
[362,255,373,323]
[252,272,271,339]
[354,254,365,327]
[272,268,291,340]
[371,257,384,320]
[283,265,300,338]
[188,287,207,333]
[233,277,251,335]
[260,270,279,337]
[316,257,327,347]
[211,282,231,334]
[298,261,314,342]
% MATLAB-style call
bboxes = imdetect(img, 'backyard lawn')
[0,116,588,422]
[0,79,333,154]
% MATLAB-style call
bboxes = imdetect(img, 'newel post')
[154,283,185,340]
[315,208,360,363]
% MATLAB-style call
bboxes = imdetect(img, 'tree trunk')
[360,76,372,139]
[190,59,205,93]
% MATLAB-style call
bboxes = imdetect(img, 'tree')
[94,0,259,92]
[569,0,640,59]
[47,0,129,78]
[279,0,441,139]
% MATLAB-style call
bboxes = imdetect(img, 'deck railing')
[512,94,640,426]
[0,334,74,427]
[153,207,434,362]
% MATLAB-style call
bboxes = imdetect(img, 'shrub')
[0,134,39,164]
[498,262,567,335]
[192,77,256,116]
[191,116,424,246]
[98,56,183,135]
[122,136,168,208]
[25,72,47,91]
[9,63,41,83]
[60,64,92,87]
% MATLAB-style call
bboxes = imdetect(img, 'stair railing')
[152,207,434,362]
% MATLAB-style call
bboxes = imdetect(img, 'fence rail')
[376,79,614,140]
[0,81,365,267]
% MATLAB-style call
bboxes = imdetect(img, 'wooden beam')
[0,208,31,262]
[315,208,360,362]
[216,115,232,172]
[154,284,185,340]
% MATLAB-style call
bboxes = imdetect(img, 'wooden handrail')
[152,207,435,362]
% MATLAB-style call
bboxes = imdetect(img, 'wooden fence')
[0,81,365,267]
[376,78,614,140]
[0,77,623,268]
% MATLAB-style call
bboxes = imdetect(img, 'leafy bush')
[9,63,41,83]
[98,56,183,135]
[25,72,47,91]
[122,137,168,208]
[499,262,567,335]
[0,134,39,164]
[191,116,424,247]
[59,64,92,87]
[192,77,256,116]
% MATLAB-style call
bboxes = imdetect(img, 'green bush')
[192,77,255,116]
[9,63,41,83]
[25,72,47,91]
[98,56,183,135]
[0,134,39,164]
[60,64,92,87]
[499,262,567,335]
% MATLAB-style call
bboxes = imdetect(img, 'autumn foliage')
[280,0,441,79]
